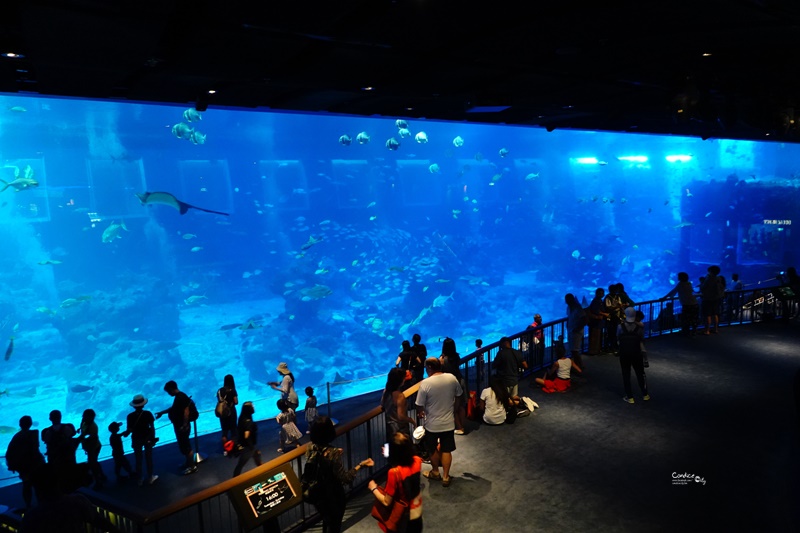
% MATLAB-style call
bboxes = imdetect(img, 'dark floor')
[1,321,799,532]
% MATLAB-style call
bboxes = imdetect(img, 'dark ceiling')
[3,0,800,142]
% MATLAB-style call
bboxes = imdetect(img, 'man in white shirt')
[416,357,462,487]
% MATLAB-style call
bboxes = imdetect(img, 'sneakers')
[622,396,635,404]
[147,475,159,485]
[643,394,651,401]
[182,466,198,475]
[454,429,465,435]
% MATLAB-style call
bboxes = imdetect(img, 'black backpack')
[301,450,337,506]
[618,323,642,357]
[188,397,199,422]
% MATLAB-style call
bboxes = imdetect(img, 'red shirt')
[385,456,422,510]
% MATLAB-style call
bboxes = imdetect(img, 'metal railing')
[7,285,794,532]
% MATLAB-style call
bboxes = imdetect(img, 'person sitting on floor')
[478,377,521,425]
[534,342,582,393]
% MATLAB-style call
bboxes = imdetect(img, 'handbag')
[370,468,410,532]
[215,389,231,418]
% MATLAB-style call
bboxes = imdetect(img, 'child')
[635,310,649,368]
[108,422,134,481]
[276,399,302,453]
[304,387,318,434]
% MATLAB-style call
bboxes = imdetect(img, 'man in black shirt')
[155,381,197,474]
[493,337,527,396]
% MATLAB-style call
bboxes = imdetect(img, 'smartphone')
[382,443,389,458]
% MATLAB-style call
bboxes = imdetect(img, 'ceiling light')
[4,52,24,59]
[362,86,375,91]
[702,53,712,57]
[208,89,216,94]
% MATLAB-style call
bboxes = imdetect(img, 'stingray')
[136,191,229,216]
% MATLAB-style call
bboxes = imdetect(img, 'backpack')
[618,323,642,357]
[188,397,199,422]
[215,389,232,418]
[301,450,337,506]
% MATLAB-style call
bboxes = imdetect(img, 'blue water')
[0,94,797,473]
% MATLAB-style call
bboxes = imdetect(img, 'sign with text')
[228,465,302,531]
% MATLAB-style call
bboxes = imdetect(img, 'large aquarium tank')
[0,93,798,469]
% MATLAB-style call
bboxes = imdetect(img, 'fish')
[498,148,509,157]
[102,221,128,243]
[184,295,208,305]
[435,279,450,283]
[37,259,62,265]
[9,106,27,113]
[60,296,91,308]
[69,384,94,393]
[673,222,694,229]
[238,320,262,331]
[428,164,440,174]
[453,136,464,148]
[36,306,56,315]
[182,108,203,122]
[4,337,13,361]
[525,173,539,181]
[338,134,352,146]
[414,132,428,144]
[432,293,454,308]
[0,426,17,434]
[685,188,693,197]
[189,130,206,145]
[398,128,411,138]
[571,250,580,259]
[136,191,230,216]
[705,211,713,217]
[182,233,197,240]
[171,122,193,140]
[356,132,370,144]
[0,175,38,192]
[395,119,408,129]
[367,202,376,208]
[190,246,203,252]
[385,137,400,151]
[593,254,603,261]
[301,235,323,250]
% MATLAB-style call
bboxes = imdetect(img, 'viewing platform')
[1,320,798,532]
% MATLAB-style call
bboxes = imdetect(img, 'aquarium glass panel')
[0,93,798,479]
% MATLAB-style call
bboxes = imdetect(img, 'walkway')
[1,322,799,532]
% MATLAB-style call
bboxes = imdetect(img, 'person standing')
[493,337,527,397]
[155,381,197,475]
[107,422,134,482]
[527,314,545,367]
[5,415,45,509]
[663,272,699,336]
[381,368,416,440]
[440,337,467,435]
[233,402,262,477]
[618,308,650,403]
[305,416,374,533]
[123,394,159,486]
[415,357,462,487]
[700,265,723,334]
[40,410,77,490]
[269,362,299,410]
[216,374,238,450]
[77,409,107,488]
[587,288,609,355]
[410,333,427,384]
[565,293,587,369]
